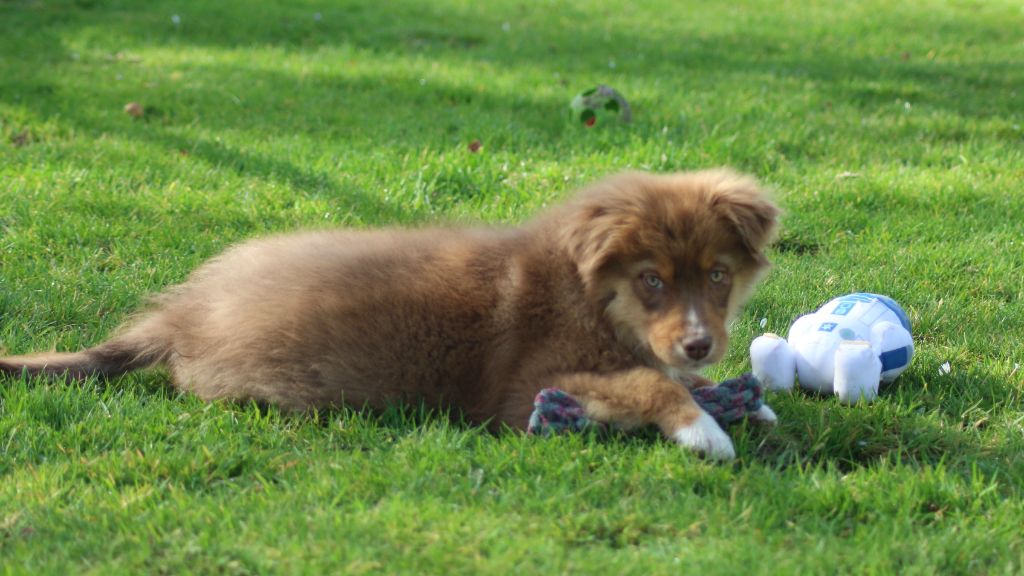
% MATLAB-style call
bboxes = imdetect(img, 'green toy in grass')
[570,85,633,127]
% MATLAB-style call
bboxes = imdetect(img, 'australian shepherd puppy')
[1,169,780,459]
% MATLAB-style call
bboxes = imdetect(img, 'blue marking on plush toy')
[832,301,856,316]
[880,346,911,372]
[848,292,912,333]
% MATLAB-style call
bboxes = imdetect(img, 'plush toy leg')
[546,367,735,460]
[833,341,882,404]
[750,333,796,391]
[871,321,915,383]
[750,404,778,424]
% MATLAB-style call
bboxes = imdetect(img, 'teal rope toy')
[527,373,764,436]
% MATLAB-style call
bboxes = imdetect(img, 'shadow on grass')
[4,362,1018,491]
[3,0,1019,243]
[6,0,1021,119]
[3,0,1022,154]
[1,6,589,226]
[1,1,1020,248]
[752,366,1022,482]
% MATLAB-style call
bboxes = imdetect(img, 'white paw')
[749,404,778,425]
[671,411,736,461]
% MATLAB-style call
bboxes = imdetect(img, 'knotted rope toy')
[527,373,764,436]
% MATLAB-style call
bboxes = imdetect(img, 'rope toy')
[527,373,764,436]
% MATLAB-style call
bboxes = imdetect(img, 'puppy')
[1,169,780,459]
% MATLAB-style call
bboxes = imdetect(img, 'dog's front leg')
[551,367,736,461]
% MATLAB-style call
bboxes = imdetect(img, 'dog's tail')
[0,314,172,380]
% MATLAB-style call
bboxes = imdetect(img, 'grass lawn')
[2,0,1023,573]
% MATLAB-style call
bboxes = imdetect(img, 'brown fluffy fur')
[1,169,779,457]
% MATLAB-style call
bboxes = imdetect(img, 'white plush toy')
[749,293,914,404]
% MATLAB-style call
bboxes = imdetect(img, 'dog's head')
[560,169,780,374]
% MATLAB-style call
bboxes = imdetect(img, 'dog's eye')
[709,269,727,283]
[641,272,664,290]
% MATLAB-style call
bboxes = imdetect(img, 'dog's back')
[1,225,606,420]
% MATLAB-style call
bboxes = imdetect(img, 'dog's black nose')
[683,336,712,361]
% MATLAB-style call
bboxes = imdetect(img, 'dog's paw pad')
[671,411,736,461]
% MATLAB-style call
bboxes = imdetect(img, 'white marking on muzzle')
[673,305,711,362]
[687,307,708,338]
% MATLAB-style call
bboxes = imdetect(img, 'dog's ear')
[708,171,781,265]
[561,204,628,290]
[559,181,645,295]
